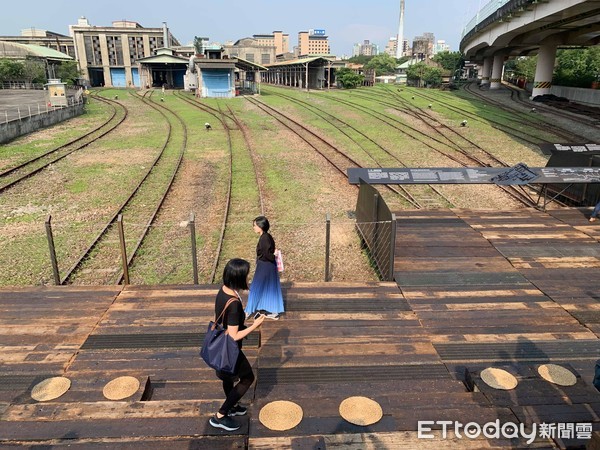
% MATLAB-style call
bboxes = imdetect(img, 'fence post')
[45,215,61,285]
[17,107,21,121]
[372,193,380,247]
[325,213,331,282]
[28,105,31,117]
[388,213,397,282]
[189,212,199,284]
[117,214,130,285]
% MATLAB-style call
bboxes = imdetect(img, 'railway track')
[62,90,187,285]
[406,85,557,146]
[304,88,537,207]
[462,82,584,142]
[504,83,600,128]
[246,94,443,209]
[172,91,264,282]
[263,87,452,209]
[0,94,127,193]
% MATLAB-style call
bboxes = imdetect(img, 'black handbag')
[200,298,240,374]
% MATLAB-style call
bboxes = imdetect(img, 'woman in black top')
[244,216,285,319]
[209,258,265,432]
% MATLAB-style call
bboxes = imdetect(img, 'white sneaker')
[264,313,279,320]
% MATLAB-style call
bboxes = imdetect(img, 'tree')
[0,59,24,83]
[336,67,364,89]
[22,60,46,84]
[423,66,443,87]
[398,56,411,66]
[55,61,80,85]
[515,56,537,82]
[364,53,398,76]
[432,51,462,72]
[347,55,374,65]
[554,47,600,88]
[406,62,443,87]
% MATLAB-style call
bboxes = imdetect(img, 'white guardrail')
[1,85,84,124]
[462,0,513,38]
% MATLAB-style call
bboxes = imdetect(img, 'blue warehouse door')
[131,68,140,87]
[110,68,126,87]
[202,70,231,97]
[173,69,185,88]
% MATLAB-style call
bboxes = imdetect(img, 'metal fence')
[0,85,84,124]
[355,179,397,281]
[462,0,536,40]
[1,97,84,124]
[0,82,45,90]
[4,212,397,286]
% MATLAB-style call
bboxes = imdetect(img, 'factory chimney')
[396,0,405,59]
[163,22,169,48]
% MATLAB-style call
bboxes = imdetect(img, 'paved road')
[0,89,69,123]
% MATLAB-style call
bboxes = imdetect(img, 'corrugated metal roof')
[235,57,267,71]
[0,41,72,60]
[137,54,189,64]
[266,56,334,68]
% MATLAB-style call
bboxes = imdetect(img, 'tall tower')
[396,0,405,59]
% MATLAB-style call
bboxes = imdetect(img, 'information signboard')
[539,143,600,156]
[347,166,600,185]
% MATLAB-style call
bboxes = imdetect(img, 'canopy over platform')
[264,56,338,90]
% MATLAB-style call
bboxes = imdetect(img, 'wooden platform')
[1,208,600,448]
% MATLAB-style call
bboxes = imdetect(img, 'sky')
[1,0,485,56]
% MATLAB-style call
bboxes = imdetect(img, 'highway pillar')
[481,57,492,86]
[490,54,504,90]
[532,43,557,98]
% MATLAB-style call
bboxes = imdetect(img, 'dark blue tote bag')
[200,298,240,374]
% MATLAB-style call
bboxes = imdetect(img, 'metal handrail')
[0,97,84,124]
[462,0,513,38]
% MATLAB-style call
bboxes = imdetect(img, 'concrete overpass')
[460,0,600,97]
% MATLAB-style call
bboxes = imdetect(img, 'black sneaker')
[209,414,240,431]
[228,404,247,416]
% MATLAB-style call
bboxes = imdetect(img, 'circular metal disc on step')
[102,376,140,400]
[339,396,383,426]
[538,364,577,386]
[259,400,303,431]
[31,377,71,401]
[480,368,518,390]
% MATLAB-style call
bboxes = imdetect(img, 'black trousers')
[215,350,255,415]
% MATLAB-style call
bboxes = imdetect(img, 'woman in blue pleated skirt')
[245,216,284,319]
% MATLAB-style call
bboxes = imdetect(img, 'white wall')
[550,86,600,106]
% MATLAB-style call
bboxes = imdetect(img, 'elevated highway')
[460,0,600,97]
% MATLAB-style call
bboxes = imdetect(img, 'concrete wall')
[0,104,85,144]
[550,86,600,106]
[525,83,600,106]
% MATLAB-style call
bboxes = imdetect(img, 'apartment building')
[353,40,378,57]
[297,30,330,57]
[69,17,180,87]
[251,31,289,55]
[223,38,277,65]
[384,36,409,58]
